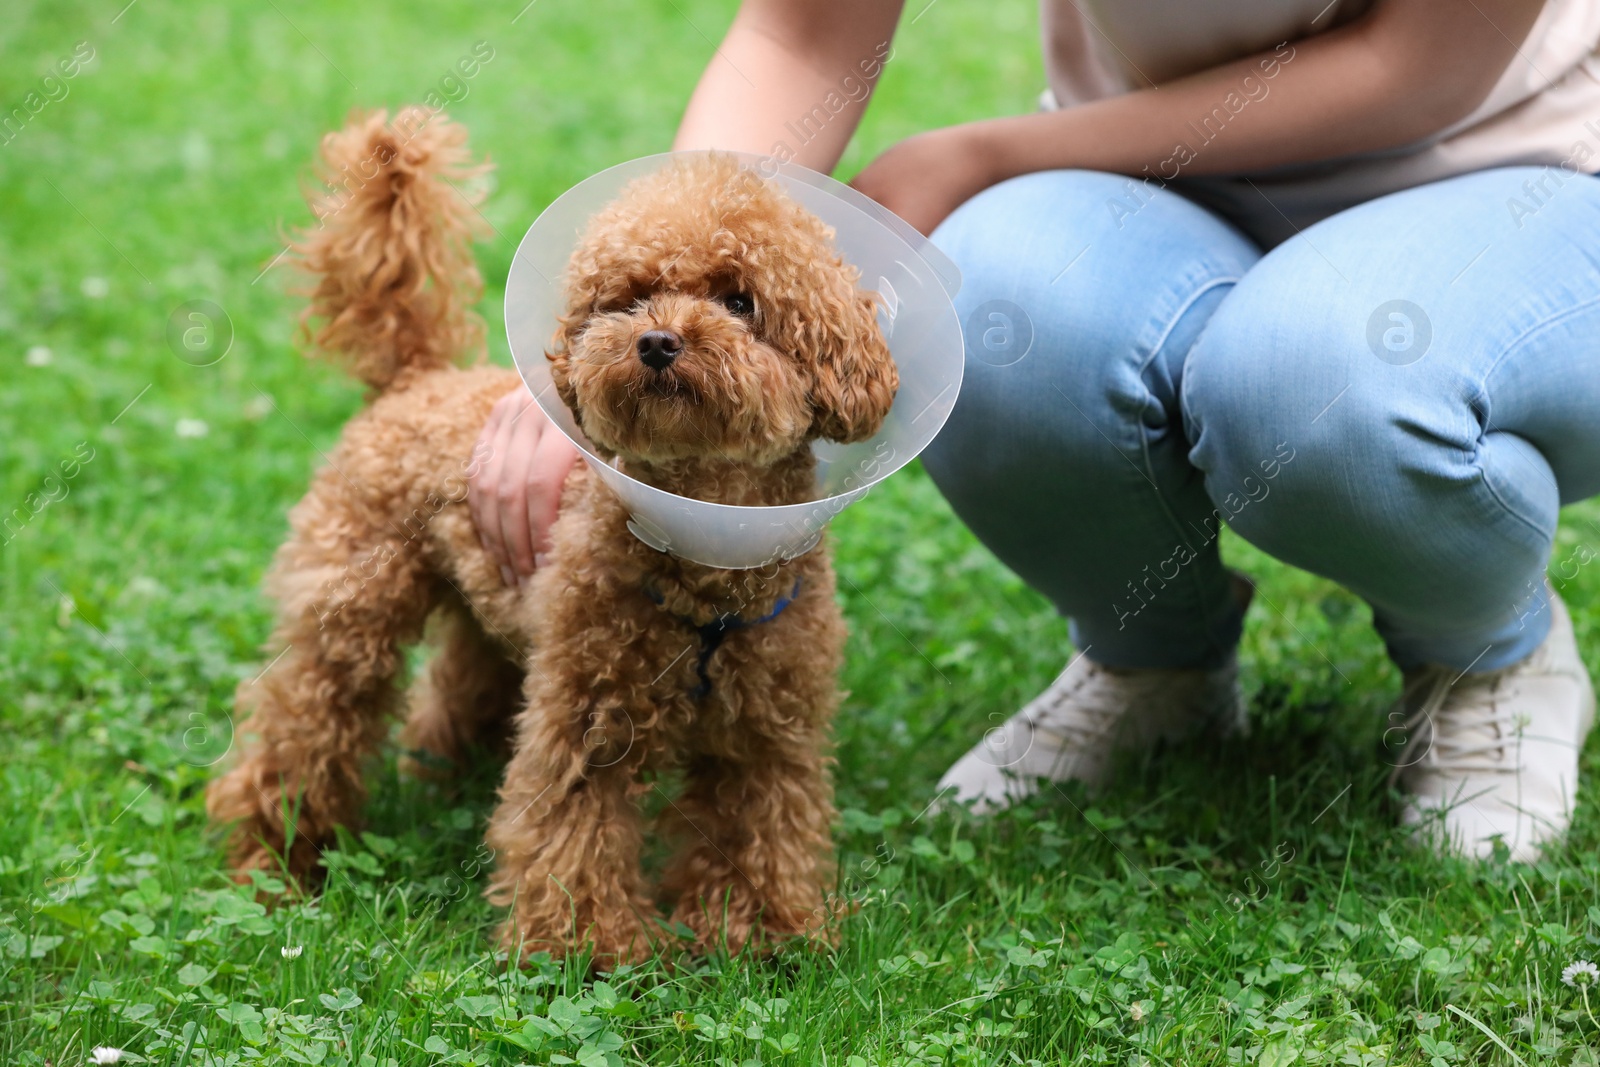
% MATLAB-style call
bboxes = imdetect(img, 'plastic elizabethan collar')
[504,150,963,569]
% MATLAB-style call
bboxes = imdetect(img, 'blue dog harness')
[649,580,801,700]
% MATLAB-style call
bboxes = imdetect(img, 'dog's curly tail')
[291,107,489,393]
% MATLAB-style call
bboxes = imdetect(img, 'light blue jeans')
[925,167,1600,673]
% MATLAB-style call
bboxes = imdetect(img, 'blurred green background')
[4,2,1599,1064]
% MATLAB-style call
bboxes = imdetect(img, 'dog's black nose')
[637,329,682,370]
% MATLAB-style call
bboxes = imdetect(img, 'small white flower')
[1128,1001,1145,1023]
[126,575,162,597]
[81,276,110,299]
[90,1047,125,1065]
[281,944,303,959]
[1563,958,1599,988]
[175,418,209,438]
[26,345,52,367]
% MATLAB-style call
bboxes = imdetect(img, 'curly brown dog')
[205,107,897,966]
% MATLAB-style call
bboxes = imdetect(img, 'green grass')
[4,1,1600,1064]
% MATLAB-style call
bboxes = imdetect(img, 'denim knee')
[926,170,1260,487]
[921,172,1262,667]
[1183,241,1559,665]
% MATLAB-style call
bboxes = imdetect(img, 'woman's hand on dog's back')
[472,0,900,585]
[469,388,579,586]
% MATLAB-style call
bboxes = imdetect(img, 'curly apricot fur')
[207,112,896,969]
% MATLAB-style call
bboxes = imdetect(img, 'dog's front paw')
[497,907,654,970]
[669,888,832,958]
[209,773,327,885]
[219,836,324,903]
[396,745,461,782]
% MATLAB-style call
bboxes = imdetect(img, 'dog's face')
[547,156,897,466]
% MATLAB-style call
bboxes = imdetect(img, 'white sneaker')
[936,579,1252,812]
[1392,584,1595,862]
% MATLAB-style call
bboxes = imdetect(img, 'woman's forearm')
[673,0,903,173]
[972,0,1544,186]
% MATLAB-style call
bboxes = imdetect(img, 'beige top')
[1041,0,1600,245]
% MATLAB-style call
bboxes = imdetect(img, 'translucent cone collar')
[504,150,964,569]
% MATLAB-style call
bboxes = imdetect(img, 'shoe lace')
[1387,664,1526,788]
[1026,661,1146,747]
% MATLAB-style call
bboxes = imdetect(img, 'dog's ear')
[545,317,581,418]
[547,243,636,429]
[547,271,601,420]
[809,287,898,443]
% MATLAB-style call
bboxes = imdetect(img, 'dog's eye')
[718,292,755,317]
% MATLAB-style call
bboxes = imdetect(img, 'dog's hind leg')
[399,595,523,778]
[207,477,437,882]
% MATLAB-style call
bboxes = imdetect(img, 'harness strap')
[648,580,802,700]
